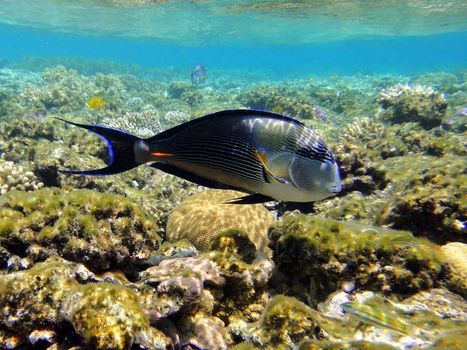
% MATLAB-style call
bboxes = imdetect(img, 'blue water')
[1,0,466,78]
[2,22,466,78]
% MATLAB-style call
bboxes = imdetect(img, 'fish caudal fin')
[56,118,141,176]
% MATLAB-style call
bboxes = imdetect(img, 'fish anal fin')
[225,193,274,205]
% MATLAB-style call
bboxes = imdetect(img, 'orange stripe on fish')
[255,149,270,170]
[150,152,175,157]
[254,149,288,184]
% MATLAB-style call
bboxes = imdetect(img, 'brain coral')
[166,190,275,254]
[437,242,467,297]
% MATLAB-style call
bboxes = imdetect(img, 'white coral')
[377,84,444,104]
[0,161,44,195]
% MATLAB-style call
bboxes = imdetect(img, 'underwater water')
[0,1,466,349]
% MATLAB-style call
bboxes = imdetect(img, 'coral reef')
[143,239,198,266]
[323,123,465,243]
[207,230,274,324]
[0,188,161,273]
[61,282,170,350]
[0,256,173,349]
[238,85,320,119]
[333,142,388,194]
[316,289,467,349]
[100,108,192,137]
[377,84,447,129]
[0,256,85,336]
[312,189,391,224]
[0,117,202,230]
[380,155,466,244]
[339,117,386,144]
[166,189,276,255]
[230,295,323,349]
[101,109,163,137]
[0,160,44,194]
[436,242,467,297]
[401,288,467,320]
[268,214,443,303]
[1,64,465,350]
[137,255,225,321]
[177,313,231,349]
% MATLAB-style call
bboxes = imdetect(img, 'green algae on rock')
[380,154,466,244]
[269,214,443,303]
[316,289,467,349]
[230,295,324,350]
[297,339,400,350]
[0,256,84,336]
[61,282,171,350]
[206,230,274,325]
[228,342,261,350]
[318,127,465,243]
[0,116,203,229]
[377,84,448,129]
[0,188,161,273]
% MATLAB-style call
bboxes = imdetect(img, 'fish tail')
[56,118,142,176]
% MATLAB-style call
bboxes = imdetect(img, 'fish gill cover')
[0,1,466,350]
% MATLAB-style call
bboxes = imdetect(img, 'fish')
[87,96,108,110]
[191,64,207,85]
[341,302,413,337]
[454,107,467,117]
[57,109,342,203]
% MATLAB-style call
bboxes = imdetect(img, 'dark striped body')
[140,110,341,202]
[59,109,341,203]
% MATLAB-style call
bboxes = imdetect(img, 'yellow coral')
[438,242,467,290]
[166,190,275,254]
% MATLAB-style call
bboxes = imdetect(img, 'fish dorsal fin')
[145,109,306,142]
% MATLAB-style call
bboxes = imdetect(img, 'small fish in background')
[271,106,283,114]
[341,301,415,337]
[87,96,108,110]
[313,107,328,122]
[57,109,342,204]
[454,107,467,117]
[191,64,207,85]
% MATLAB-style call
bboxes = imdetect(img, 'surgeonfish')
[191,64,207,85]
[58,109,341,203]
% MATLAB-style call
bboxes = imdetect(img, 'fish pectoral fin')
[224,193,275,205]
[255,150,290,184]
[255,149,290,185]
